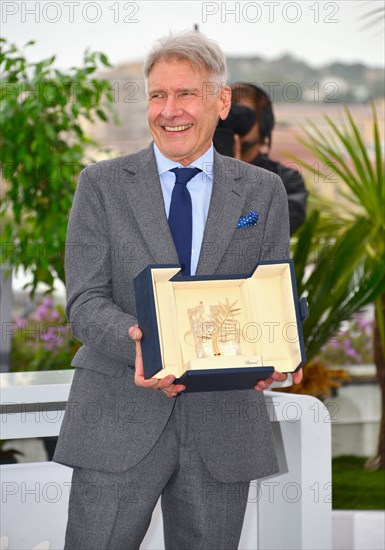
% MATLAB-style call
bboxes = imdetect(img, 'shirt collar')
[153,143,214,180]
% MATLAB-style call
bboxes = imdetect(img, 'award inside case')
[134,261,307,392]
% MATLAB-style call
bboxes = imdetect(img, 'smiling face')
[147,58,231,166]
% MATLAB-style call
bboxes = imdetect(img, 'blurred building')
[84,61,384,204]
[271,99,385,200]
[82,61,150,157]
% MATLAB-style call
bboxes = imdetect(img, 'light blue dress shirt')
[153,143,214,276]
[153,144,294,387]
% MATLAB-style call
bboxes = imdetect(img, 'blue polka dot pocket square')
[237,210,259,228]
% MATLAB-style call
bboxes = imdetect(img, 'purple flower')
[346,347,359,359]
[342,338,353,350]
[34,304,49,321]
[15,317,27,329]
[41,324,61,343]
[42,341,57,351]
[329,340,341,349]
[43,296,54,307]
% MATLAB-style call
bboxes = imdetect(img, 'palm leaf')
[293,107,385,220]
[292,210,319,293]
[290,106,384,361]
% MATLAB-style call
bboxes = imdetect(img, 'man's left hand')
[254,368,303,392]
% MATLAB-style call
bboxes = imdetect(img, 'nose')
[161,94,183,118]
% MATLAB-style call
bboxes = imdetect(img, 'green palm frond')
[291,106,385,359]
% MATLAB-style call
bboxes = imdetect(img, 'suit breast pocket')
[233,224,263,241]
[221,226,264,273]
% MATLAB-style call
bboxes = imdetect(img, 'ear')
[218,85,232,121]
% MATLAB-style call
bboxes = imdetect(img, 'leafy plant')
[287,106,385,467]
[0,439,23,464]
[282,358,351,399]
[292,211,384,362]
[0,38,116,293]
[10,296,80,371]
[320,312,373,366]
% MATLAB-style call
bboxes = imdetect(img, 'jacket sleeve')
[65,168,136,366]
[259,173,291,262]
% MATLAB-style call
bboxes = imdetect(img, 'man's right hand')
[128,326,186,398]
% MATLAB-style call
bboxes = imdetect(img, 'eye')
[179,91,196,98]
[149,92,165,100]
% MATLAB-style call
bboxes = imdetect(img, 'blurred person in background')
[215,83,308,235]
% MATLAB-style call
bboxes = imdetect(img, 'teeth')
[164,125,192,132]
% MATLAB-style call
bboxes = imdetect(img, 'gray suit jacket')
[53,144,290,483]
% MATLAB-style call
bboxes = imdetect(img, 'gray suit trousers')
[64,393,250,550]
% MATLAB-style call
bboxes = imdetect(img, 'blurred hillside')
[227,54,384,103]
[85,55,384,202]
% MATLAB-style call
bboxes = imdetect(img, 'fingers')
[137,373,186,398]
[129,325,142,341]
[151,376,186,397]
[292,368,303,385]
[160,382,186,398]
[254,371,288,392]
[129,325,146,383]
[129,324,185,397]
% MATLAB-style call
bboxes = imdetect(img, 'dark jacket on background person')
[252,153,308,235]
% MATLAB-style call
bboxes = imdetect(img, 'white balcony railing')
[1,370,332,550]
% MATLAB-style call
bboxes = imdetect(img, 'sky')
[2,0,384,70]
[3,0,384,294]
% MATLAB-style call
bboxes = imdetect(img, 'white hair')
[143,30,228,86]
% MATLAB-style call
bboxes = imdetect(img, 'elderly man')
[54,31,302,550]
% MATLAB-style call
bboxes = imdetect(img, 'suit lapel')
[122,144,179,265]
[122,146,260,273]
[196,152,255,275]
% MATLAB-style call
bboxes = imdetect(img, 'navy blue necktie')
[168,167,202,276]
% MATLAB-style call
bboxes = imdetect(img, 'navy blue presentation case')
[133,260,308,392]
